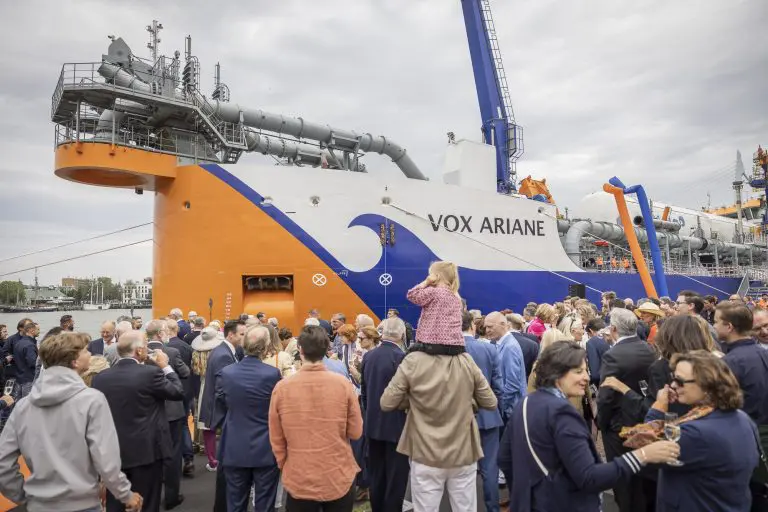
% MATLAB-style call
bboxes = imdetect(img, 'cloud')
[0,0,765,285]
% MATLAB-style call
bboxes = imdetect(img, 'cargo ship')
[48,13,768,330]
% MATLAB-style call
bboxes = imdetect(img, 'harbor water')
[0,308,153,339]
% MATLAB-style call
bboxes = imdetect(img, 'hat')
[635,302,664,318]
[191,327,223,352]
[188,310,198,317]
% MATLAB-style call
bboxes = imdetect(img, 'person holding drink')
[621,350,759,511]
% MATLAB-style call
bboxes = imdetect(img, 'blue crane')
[461,0,524,194]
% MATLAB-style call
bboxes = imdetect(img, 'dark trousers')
[286,485,354,512]
[367,438,409,512]
[106,459,163,512]
[213,464,227,512]
[164,418,184,505]
[181,400,194,462]
[603,431,655,512]
[478,427,500,512]
[225,465,280,512]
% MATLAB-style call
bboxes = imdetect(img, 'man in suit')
[170,308,191,341]
[506,313,540,379]
[484,312,527,422]
[585,318,610,385]
[87,320,116,356]
[462,312,504,512]
[183,316,205,345]
[361,317,409,512]
[199,319,245,512]
[104,321,134,367]
[597,308,656,512]
[166,319,195,477]
[92,330,184,512]
[146,320,190,509]
[216,325,281,511]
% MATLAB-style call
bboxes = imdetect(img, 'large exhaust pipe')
[213,103,428,181]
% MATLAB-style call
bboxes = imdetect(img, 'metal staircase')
[478,0,524,175]
[188,89,247,163]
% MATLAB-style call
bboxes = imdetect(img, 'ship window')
[243,275,293,292]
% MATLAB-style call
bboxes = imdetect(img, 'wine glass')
[663,412,684,466]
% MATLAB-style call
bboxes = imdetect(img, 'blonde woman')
[261,324,294,378]
[528,329,590,415]
[81,356,110,387]
[191,327,222,471]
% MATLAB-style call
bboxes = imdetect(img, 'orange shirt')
[269,362,363,502]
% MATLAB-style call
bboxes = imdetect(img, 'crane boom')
[461,0,524,193]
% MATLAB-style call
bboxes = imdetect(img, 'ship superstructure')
[49,16,767,328]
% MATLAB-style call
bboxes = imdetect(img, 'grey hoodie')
[0,366,133,512]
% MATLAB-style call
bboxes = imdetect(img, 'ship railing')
[51,67,65,119]
[584,261,759,280]
[54,115,211,161]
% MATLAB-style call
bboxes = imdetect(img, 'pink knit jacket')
[406,284,464,346]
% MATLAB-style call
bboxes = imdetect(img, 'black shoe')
[165,494,185,510]
[183,460,195,477]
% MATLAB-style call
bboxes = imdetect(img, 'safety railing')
[54,116,211,161]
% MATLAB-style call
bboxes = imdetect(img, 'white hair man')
[754,308,768,346]
[360,317,410,510]
[597,307,656,510]
[170,308,191,340]
[268,317,279,328]
[92,330,184,511]
[482,312,526,421]
[304,317,320,327]
[355,314,374,330]
[217,326,282,510]
[104,321,134,366]
[87,320,116,356]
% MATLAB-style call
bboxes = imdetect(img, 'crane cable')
[0,222,153,264]
[0,239,153,278]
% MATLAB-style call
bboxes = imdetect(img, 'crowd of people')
[0,267,767,511]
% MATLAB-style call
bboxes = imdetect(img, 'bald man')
[103,321,133,366]
[92,331,184,512]
[87,321,117,356]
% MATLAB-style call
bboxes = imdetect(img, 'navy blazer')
[723,339,768,424]
[11,336,37,385]
[216,356,281,468]
[361,341,406,443]
[199,342,237,429]
[585,336,610,385]
[647,408,758,512]
[168,336,195,404]
[464,335,503,430]
[177,319,191,341]
[500,390,641,512]
[87,338,104,356]
[512,332,540,379]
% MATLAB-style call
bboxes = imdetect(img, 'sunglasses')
[670,374,696,387]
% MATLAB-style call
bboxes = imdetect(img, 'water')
[0,309,153,339]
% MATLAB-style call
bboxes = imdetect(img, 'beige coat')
[380,352,497,468]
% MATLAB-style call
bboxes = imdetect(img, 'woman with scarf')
[620,351,758,511]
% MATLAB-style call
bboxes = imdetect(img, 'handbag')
[523,396,550,476]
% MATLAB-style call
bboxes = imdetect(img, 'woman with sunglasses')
[622,351,759,511]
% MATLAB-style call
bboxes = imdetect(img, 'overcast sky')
[0,0,766,286]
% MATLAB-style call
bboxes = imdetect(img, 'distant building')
[122,280,152,303]
[61,277,87,292]
[24,286,74,306]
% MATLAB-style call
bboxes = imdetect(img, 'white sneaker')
[498,471,506,485]
[205,463,218,472]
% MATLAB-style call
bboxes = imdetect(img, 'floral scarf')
[619,405,714,449]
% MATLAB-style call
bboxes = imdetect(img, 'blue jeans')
[477,427,500,512]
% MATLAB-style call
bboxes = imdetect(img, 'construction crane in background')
[752,146,768,234]
[461,0,524,194]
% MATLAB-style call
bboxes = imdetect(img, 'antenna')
[146,20,163,63]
